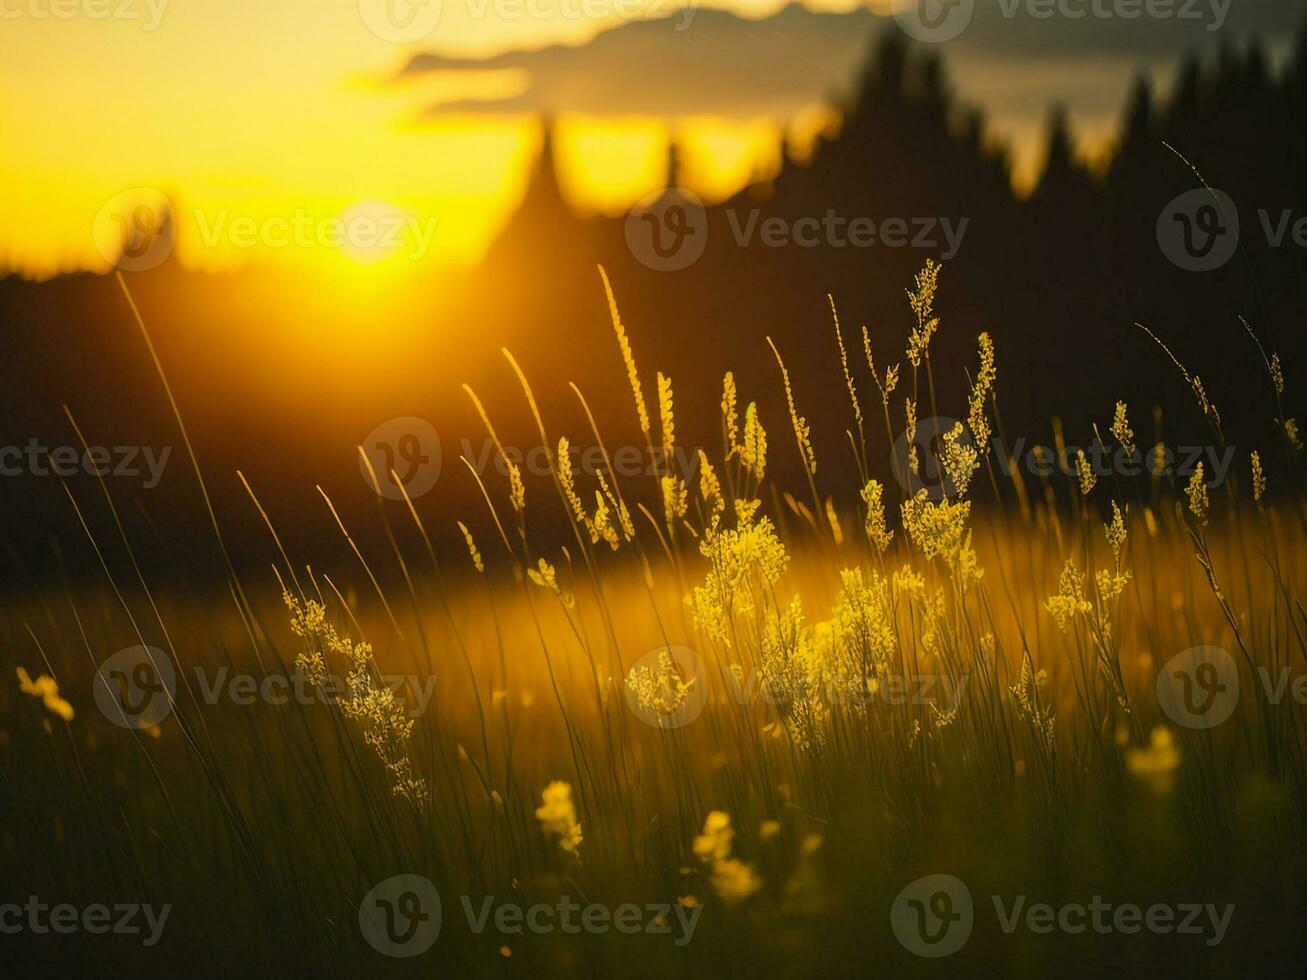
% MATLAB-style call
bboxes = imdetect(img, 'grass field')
[4,266,1307,977]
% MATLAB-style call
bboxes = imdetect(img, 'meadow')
[4,263,1306,978]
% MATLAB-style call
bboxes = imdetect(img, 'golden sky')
[0,0,822,277]
[2,0,1287,279]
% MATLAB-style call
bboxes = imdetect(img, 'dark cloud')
[401,5,880,118]
[939,0,1299,56]
[397,1,1302,119]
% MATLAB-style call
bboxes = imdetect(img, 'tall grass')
[3,264,1306,977]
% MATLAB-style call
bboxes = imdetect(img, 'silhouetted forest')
[2,25,1304,585]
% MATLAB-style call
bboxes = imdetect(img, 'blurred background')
[3,0,1305,585]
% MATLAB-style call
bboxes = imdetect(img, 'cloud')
[395,1,1302,120]
[935,0,1300,57]
[401,4,880,118]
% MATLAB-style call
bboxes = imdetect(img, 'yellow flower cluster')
[693,811,761,903]
[1075,450,1097,496]
[657,372,689,527]
[862,324,900,407]
[860,479,893,553]
[1105,502,1127,563]
[1010,652,1055,755]
[768,339,817,477]
[1044,544,1132,712]
[662,474,689,528]
[625,650,695,721]
[528,558,575,609]
[901,491,980,586]
[1185,463,1209,526]
[942,422,979,497]
[284,591,428,807]
[905,399,918,474]
[739,404,767,481]
[601,266,650,440]
[759,597,826,750]
[535,780,583,859]
[1045,560,1093,632]
[1125,726,1181,793]
[721,372,738,449]
[690,512,790,645]
[17,667,73,722]
[698,450,726,524]
[1098,502,1131,600]
[905,259,942,368]
[1111,401,1135,455]
[1094,568,1131,602]
[968,332,996,447]
[457,520,484,572]
[558,438,626,550]
[818,569,896,706]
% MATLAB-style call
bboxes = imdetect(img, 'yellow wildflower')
[16,667,73,722]
[528,558,575,609]
[698,451,725,517]
[558,437,590,531]
[690,511,789,645]
[861,324,899,406]
[905,259,942,368]
[661,474,689,527]
[600,266,650,440]
[693,811,761,903]
[901,490,972,566]
[1010,652,1055,754]
[721,372,739,454]
[284,592,428,807]
[535,780,583,859]
[830,295,862,427]
[1104,501,1127,564]
[1075,450,1097,495]
[759,597,826,750]
[507,461,526,513]
[740,403,767,481]
[860,479,893,553]
[626,650,695,721]
[1045,560,1092,631]
[968,332,996,447]
[1185,463,1209,525]
[457,521,484,573]
[1111,401,1136,455]
[1125,726,1181,793]
[768,338,817,477]
[942,422,979,497]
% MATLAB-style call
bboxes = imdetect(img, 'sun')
[335,199,436,267]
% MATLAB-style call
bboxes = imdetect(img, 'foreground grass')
[4,266,1307,977]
